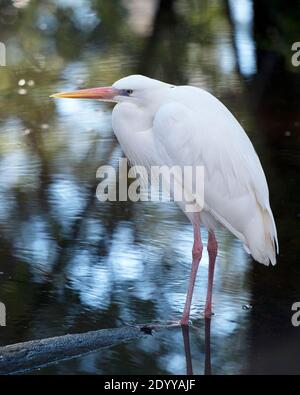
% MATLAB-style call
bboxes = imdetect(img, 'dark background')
[0,0,299,374]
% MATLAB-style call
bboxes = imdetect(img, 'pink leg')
[204,231,217,318]
[181,213,203,325]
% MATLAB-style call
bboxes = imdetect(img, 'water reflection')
[182,325,193,375]
[228,0,257,76]
[0,0,299,375]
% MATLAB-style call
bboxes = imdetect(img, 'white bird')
[52,74,279,324]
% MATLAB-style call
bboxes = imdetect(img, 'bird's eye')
[126,89,133,95]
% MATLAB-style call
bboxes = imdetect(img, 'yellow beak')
[50,86,119,100]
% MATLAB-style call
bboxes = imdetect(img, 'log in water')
[0,326,146,374]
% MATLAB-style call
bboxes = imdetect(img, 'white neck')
[112,102,159,166]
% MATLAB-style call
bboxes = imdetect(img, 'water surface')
[0,0,299,375]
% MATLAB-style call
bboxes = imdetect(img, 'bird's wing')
[152,86,278,265]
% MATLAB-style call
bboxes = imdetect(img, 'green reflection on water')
[0,0,299,375]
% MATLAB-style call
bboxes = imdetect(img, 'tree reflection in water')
[0,0,299,375]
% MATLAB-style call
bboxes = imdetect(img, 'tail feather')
[245,204,278,266]
[205,199,278,266]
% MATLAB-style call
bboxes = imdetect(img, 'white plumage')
[112,75,278,266]
[53,74,279,322]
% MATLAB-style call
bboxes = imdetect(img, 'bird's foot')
[146,320,181,329]
[180,316,192,326]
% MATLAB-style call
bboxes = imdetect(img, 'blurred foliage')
[0,0,299,374]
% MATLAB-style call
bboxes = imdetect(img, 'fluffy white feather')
[112,75,279,265]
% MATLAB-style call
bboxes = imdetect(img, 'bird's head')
[51,75,173,106]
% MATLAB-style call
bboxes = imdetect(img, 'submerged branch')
[0,322,179,375]
[0,326,142,374]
